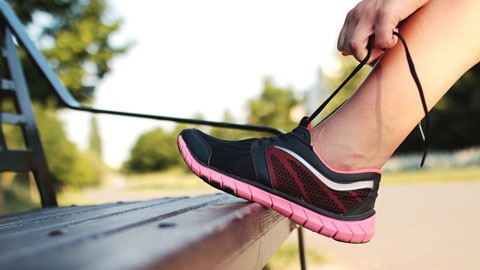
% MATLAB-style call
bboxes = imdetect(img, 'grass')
[264,241,329,270]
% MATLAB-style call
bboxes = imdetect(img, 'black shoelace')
[302,32,430,167]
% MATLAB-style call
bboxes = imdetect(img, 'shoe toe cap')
[178,129,212,164]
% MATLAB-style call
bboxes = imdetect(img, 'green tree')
[1,104,100,188]
[34,104,100,188]
[87,115,104,181]
[88,115,102,158]
[247,77,302,132]
[8,0,130,104]
[123,127,180,173]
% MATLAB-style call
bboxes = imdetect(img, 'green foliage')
[0,173,40,215]
[123,127,181,173]
[34,104,101,188]
[88,115,102,158]
[3,105,101,188]
[247,77,302,132]
[7,0,130,104]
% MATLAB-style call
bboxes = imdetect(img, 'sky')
[60,0,360,168]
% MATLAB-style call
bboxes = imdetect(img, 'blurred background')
[1,1,480,269]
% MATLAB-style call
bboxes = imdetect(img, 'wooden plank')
[0,195,219,254]
[0,197,182,237]
[0,201,130,226]
[0,203,117,226]
[0,194,293,270]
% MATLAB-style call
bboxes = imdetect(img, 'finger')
[337,25,347,52]
[340,36,384,65]
[337,14,352,53]
[346,24,372,62]
[337,5,363,53]
[374,17,398,49]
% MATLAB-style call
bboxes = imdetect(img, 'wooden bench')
[0,2,301,269]
[0,194,293,269]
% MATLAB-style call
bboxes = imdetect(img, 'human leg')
[313,0,480,171]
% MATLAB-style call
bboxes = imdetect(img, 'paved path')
[288,182,480,270]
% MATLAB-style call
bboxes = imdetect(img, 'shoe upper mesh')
[208,138,257,181]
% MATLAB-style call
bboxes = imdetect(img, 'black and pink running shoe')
[177,32,429,244]
[177,118,381,243]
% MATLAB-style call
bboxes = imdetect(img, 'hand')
[337,0,430,63]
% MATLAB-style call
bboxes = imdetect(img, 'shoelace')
[301,32,430,167]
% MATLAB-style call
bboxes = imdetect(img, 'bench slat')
[0,197,184,236]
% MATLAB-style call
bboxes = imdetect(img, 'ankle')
[314,146,382,172]
[310,128,384,172]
